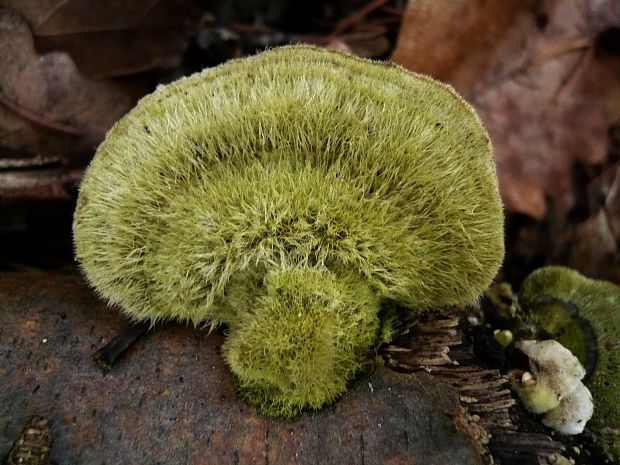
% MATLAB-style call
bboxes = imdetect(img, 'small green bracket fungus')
[519,266,620,460]
[73,45,505,417]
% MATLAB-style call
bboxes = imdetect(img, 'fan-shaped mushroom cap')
[74,45,504,416]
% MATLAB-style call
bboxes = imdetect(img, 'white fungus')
[509,340,593,435]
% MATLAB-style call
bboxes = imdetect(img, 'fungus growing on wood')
[518,266,620,460]
[73,45,504,417]
[510,339,586,414]
[509,339,593,435]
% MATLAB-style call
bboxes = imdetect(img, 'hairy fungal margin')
[74,45,505,417]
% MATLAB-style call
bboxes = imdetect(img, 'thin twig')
[527,37,591,69]
[380,5,404,16]
[552,43,593,104]
[0,155,61,170]
[302,27,387,46]
[331,0,390,36]
[93,322,151,374]
[0,92,84,136]
[474,37,593,100]
[229,22,274,34]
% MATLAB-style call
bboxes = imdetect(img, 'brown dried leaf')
[391,0,529,82]
[569,209,617,279]
[392,0,620,218]
[0,9,135,164]
[3,0,198,79]
[568,161,620,281]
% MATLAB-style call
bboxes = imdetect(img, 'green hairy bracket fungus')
[73,45,505,417]
[519,266,620,461]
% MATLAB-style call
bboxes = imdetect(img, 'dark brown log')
[0,272,484,465]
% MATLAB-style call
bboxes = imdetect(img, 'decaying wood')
[383,311,568,465]
[0,272,485,465]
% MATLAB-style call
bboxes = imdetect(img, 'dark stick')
[92,322,151,374]
[0,92,85,136]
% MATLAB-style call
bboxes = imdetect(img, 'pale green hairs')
[74,45,504,417]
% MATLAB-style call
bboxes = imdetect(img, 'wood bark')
[0,272,484,465]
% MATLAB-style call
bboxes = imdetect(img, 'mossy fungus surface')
[74,45,504,417]
[519,266,620,461]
